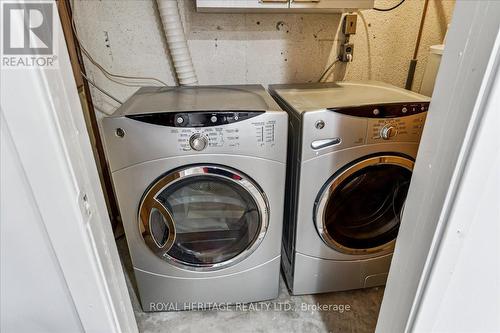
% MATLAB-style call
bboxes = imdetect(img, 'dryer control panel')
[169,118,278,152]
[127,111,263,127]
[127,111,278,152]
[102,111,287,172]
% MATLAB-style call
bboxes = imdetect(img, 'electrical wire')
[373,0,406,12]
[343,62,351,81]
[71,17,169,87]
[318,19,350,83]
[356,10,372,80]
[80,72,124,104]
[318,59,340,83]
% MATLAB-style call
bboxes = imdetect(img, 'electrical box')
[196,0,374,13]
[342,14,358,35]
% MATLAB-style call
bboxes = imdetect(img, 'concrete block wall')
[72,0,455,116]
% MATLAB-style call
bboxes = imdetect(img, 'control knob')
[380,125,397,140]
[189,133,208,151]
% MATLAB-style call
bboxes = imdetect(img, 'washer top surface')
[270,81,430,114]
[110,85,282,117]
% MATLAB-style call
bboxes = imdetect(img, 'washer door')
[314,155,414,255]
[139,165,268,271]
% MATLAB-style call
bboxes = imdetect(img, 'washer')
[269,81,430,295]
[102,85,287,311]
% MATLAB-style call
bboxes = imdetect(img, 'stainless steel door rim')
[138,165,269,271]
[315,155,414,255]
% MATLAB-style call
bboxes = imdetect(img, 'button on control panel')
[189,133,208,151]
[380,125,397,140]
[315,120,325,129]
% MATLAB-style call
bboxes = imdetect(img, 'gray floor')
[116,239,384,333]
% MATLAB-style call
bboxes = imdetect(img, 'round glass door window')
[315,155,414,254]
[139,165,268,270]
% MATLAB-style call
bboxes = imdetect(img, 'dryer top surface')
[269,81,430,114]
[109,85,282,117]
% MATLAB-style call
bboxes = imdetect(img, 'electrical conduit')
[156,0,198,85]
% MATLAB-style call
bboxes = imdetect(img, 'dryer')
[269,81,430,295]
[102,85,287,310]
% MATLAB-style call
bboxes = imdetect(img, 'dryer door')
[314,155,414,255]
[139,165,269,271]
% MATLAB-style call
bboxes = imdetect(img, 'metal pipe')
[405,0,430,90]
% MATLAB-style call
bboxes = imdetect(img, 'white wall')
[72,0,455,115]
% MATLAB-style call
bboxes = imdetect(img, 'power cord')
[318,59,340,82]
[71,17,169,87]
[373,0,406,12]
[80,72,124,105]
[319,0,406,83]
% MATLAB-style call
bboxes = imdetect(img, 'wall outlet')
[340,43,354,62]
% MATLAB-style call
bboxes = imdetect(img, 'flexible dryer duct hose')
[156,0,198,85]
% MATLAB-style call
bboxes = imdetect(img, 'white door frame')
[376,1,500,332]
[1,1,137,332]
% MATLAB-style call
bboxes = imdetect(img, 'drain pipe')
[156,0,198,85]
[404,0,429,90]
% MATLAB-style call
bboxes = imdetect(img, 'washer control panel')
[325,101,429,144]
[303,105,428,160]
[367,112,427,143]
[328,102,429,118]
